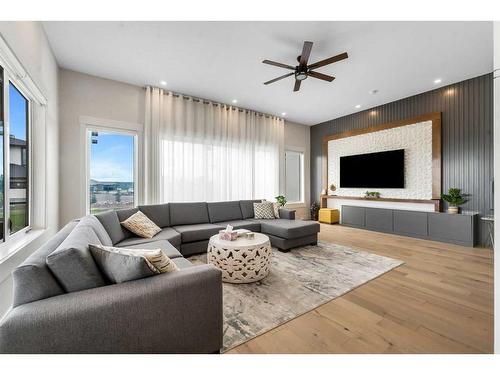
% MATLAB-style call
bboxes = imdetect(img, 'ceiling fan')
[262,41,348,92]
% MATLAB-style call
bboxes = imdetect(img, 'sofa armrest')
[0,264,222,354]
[279,208,296,220]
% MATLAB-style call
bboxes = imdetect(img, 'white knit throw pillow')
[253,202,276,219]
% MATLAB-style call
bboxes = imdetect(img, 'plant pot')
[447,206,459,214]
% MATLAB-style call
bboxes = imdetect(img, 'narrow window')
[285,150,304,204]
[8,83,29,234]
[88,130,136,213]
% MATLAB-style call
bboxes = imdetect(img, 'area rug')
[188,240,403,352]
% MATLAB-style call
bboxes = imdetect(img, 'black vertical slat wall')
[310,73,494,246]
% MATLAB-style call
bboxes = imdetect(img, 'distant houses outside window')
[88,130,136,214]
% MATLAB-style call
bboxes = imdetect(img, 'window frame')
[0,67,34,251]
[284,148,305,205]
[80,117,143,216]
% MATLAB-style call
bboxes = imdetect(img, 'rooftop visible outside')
[89,131,135,214]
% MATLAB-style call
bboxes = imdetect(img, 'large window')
[87,129,136,214]
[284,150,304,204]
[0,66,31,243]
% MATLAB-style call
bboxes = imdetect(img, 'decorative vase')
[447,206,459,214]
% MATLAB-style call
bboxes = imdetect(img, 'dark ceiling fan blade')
[293,79,301,92]
[308,52,348,70]
[308,71,335,82]
[263,72,295,85]
[262,59,296,70]
[299,41,313,67]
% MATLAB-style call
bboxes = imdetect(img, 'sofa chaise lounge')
[0,200,320,353]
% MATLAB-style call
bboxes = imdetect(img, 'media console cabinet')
[341,205,478,247]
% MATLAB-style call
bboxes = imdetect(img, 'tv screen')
[340,149,405,188]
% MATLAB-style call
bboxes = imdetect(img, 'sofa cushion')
[138,203,170,228]
[173,223,224,243]
[180,240,210,256]
[255,219,320,239]
[169,202,209,226]
[89,244,179,284]
[95,211,126,245]
[207,201,242,223]
[79,215,113,246]
[116,207,139,222]
[239,200,261,219]
[120,211,161,238]
[115,227,182,248]
[12,221,78,307]
[173,257,194,269]
[115,239,183,259]
[46,222,107,293]
[214,220,261,232]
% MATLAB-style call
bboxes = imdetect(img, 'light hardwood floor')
[228,224,494,354]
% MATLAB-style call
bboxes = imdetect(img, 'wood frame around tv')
[321,112,442,208]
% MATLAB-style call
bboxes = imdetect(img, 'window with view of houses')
[0,65,31,243]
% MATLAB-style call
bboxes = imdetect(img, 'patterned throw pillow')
[121,211,161,238]
[261,199,280,218]
[89,244,179,284]
[253,202,276,219]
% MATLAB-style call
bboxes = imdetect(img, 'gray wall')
[310,73,493,246]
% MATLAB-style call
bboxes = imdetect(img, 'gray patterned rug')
[188,240,403,352]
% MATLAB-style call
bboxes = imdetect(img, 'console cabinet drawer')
[428,213,474,245]
[393,210,428,237]
[365,208,393,232]
[341,206,365,227]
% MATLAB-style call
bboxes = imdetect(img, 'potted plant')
[441,188,467,214]
[275,195,287,207]
[310,202,320,221]
[365,191,381,199]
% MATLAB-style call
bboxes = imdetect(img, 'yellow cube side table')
[318,208,340,224]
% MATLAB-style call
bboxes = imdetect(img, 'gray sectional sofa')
[0,200,319,354]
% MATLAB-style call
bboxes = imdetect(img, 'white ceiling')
[42,21,493,125]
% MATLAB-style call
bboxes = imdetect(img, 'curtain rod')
[144,86,283,120]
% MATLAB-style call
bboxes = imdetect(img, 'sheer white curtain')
[145,87,284,203]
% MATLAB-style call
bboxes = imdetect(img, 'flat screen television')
[340,149,405,188]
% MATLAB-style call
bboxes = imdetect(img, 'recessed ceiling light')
[281,112,287,116]
[232,99,238,104]
[355,104,361,109]
[159,80,167,86]
[434,78,442,84]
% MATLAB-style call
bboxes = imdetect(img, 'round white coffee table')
[207,233,272,283]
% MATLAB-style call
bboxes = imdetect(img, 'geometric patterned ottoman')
[207,233,272,283]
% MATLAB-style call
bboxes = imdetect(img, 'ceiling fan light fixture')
[295,72,308,81]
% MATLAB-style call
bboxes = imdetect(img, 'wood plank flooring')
[227,224,494,354]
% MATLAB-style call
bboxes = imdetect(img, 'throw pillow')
[89,244,179,284]
[261,199,280,218]
[120,211,161,238]
[253,202,275,219]
[273,203,280,218]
